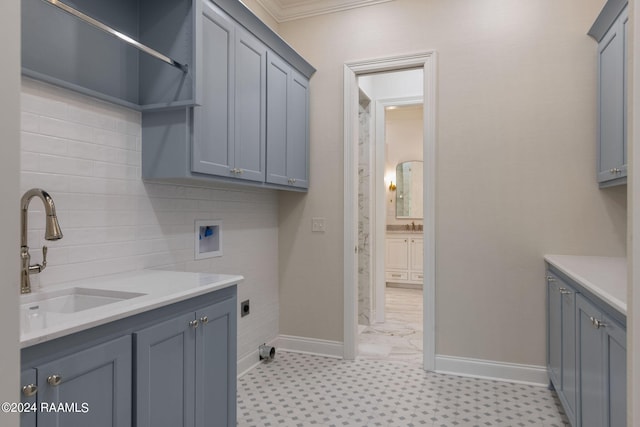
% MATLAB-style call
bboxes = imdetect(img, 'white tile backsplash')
[20,77,278,362]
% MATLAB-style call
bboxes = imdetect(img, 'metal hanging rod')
[42,0,188,73]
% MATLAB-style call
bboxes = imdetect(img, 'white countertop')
[20,270,243,348]
[544,255,627,315]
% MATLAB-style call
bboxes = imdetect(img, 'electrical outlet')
[240,300,250,317]
[312,217,326,233]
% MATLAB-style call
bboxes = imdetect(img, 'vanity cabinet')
[589,1,628,187]
[142,0,314,191]
[545,264,626,427]
[21,285,237,427]
[135,297,236,427]
[385,235,423,285]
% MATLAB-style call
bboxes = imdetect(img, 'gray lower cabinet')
[21,286,237,427]
[20,369,37,427]
[36,336,132,427]
[546,274,577,426]
[590,2,628,187]
[546,266,626,427]
[266,52,310,189]
[135,297,237,427]
[576,294,626,427]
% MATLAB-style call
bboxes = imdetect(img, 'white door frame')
[373,96,424,324]
[343,51,437,370]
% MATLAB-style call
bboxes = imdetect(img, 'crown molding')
[254,0,394,22]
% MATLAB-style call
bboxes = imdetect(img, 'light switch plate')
[312,217,326,233]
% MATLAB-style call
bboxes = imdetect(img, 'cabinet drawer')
[386,271,408,281]
[410,272,424,281]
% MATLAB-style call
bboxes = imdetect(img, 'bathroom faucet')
[20,189,63,294]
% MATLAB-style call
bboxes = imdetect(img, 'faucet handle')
[28,246,48,274]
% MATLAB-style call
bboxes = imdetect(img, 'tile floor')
[358,286,423,366]
[237,351,569,427]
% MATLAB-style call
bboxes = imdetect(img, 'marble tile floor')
[358,287,424,366]
[237,351,569,427]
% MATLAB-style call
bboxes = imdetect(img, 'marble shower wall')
[358,99,372,326]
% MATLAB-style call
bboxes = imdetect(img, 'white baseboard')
[435,354,548,387]
[237,350,262,379]
[273,334,343,359]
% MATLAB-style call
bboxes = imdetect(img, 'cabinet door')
[597,7,627,184]
[234,28,267,182]
[409,238,424,273]
[286,70,310,188]
[36,335,132,427]
[386,238,409,271]
[193,3,235,177]
[561,287,577,423]
[266,53,292,186]
[547,277,562,389]
[21,369,37,427]
[135,312,197,427]
[577,295,606,427]
[604,313,626,427]
[195,297,237,427]
[266,53,310,189]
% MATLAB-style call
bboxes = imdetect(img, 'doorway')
[343,52,437,370]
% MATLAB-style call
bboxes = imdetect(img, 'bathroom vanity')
[19,270,241,427]
[544,255,626,427]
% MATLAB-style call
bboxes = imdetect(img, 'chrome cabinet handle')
[560,290,572,295]
[589,316,607,329]
[200,316,209,325]
[189,319,199,329]
[47,374,62,387]
[546,275,556,282]
[22,384,38,397]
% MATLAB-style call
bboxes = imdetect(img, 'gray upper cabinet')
[266,53,310,189]
[193,3,266,183]
[590,1,628,187]
[35,335,132,427]
[193,4,235,178]
[22,0,200,110]
[143,0,314,191]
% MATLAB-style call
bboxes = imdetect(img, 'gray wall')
[276,0,626,366]
[0,0,21,424]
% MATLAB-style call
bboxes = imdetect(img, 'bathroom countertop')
[544,255,626,315]
[20,270,243,348]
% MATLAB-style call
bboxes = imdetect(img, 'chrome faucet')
[20,189,63,294]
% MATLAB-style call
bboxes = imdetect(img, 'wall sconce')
[388,181,396,191]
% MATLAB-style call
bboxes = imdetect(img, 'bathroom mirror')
[395,160,423,219]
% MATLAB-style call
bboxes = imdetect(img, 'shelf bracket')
[42,0,189,73]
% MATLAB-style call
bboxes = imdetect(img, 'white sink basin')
[21,287,145,315]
